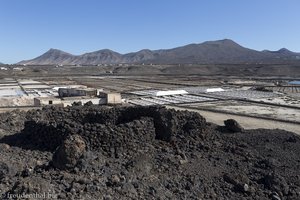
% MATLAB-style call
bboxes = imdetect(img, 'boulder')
[84,101,93,106]
[224,119,244,133]
[223,173,250,193]
[52,134,86,170]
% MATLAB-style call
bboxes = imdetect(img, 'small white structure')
[98,91,122,104]
[206,88,225,93]
[155,90,188,96]
[13,67,24,71]
[34,97,63,106]
[0,67,8,70]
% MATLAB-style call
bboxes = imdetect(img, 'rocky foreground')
[0,105,299,199]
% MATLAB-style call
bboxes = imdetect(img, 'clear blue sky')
[0,0,299,63]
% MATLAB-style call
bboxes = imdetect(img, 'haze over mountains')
[18,39,300,65]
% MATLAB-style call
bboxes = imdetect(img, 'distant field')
[1,64,300,78]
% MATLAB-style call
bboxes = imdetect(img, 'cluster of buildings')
[0,78,122,107]
[34,87,121,107]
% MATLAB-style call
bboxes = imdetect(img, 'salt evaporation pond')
[289,81,300,85]
[0,89,24,97]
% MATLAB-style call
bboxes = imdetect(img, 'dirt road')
[167,105,300,135]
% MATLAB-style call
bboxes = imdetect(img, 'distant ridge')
[18,39,300,65]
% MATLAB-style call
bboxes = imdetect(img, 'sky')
[0,0,300,64]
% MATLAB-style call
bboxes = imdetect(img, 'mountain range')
[18,39,300,65]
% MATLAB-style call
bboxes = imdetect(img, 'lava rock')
[107,174,122,187]
[52,134,86,170]
[9,177,55,197]
[72,102,82,106]
[260,173,289,196]
[224,119,244,133]
[286,136,297,143]
[84,101,93,106]
[223,173,250,193]
[0,161,9,180]
[0,105,298,199]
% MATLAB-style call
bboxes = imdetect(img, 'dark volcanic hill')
[149,40,267,64]
[263,48,300,61]
[20,49,76,65]
[18,39,300,65]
